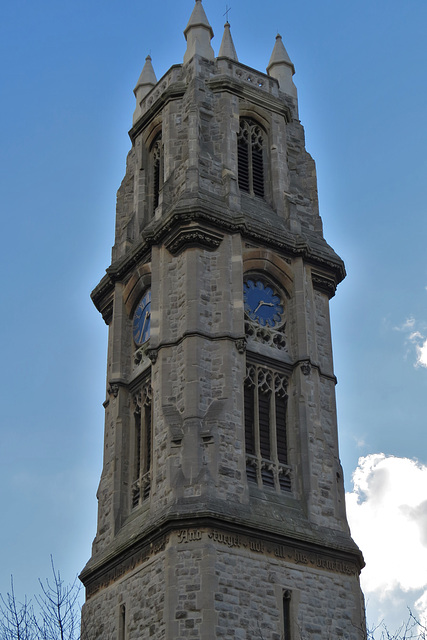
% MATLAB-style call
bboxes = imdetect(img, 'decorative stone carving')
[246,365,288,399]
[245,320,287,351]
[311,272,337,298]
[133,379,152,410]
[300,360,311,376]
[147,349,158,364]
[134,348,144,365]
[235,338,246,353]
[134,344,157,367]
[165,223,224,255]
[108,382,119,398]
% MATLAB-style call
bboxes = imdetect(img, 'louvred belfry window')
[131,378,152,508]
[244,364,291,492]
[238,118,265,198]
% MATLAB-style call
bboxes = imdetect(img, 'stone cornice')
[91,244,151,322]
[91,204,345,318]
[164,224,224,255]
[91,281,114,325]
[80,514,364,598]
[311,269,338,299]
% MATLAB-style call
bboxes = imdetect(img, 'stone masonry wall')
[83,531,364,640]
[82,553,166,640]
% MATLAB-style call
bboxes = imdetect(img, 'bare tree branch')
[0,560,82,640]
[0,577,35,640]
[33,556,81,640]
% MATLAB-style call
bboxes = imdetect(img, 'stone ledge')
[80,516,364,600]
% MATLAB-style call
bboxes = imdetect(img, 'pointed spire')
[267,34,295,75]
[183,0,215,65]
[218,22,238,61]
[134,55,157,99]
[266,34,297,100]
[133,55,157,125]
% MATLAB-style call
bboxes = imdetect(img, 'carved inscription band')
[85,526,358,599]
[176,527,357,576]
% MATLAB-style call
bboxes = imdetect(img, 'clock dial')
[243,279,284,328]
[133,290,151,345]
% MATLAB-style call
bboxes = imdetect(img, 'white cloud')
[346,454,427,628]
[394,317,427,368]
[415,339,427,368]
[415,591,427,628]
[409,331,424,341]
[398,317,416,331]
[353,434,367,449]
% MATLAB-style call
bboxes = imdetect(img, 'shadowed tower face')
[80,2,366,638]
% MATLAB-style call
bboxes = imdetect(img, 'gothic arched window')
[151,133,163,213]
[237,118,265,198]
[131,377,152,508]
[244,364,291,492]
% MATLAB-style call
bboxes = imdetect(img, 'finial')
[133,55,157,98]
[132,54,158,124]
[184,0,215,64]
[218,19,238,61]
[267,32,297,103]
[267,33,295,76]
[224,4,231,23]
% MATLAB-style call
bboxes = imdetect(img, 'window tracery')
[245,319,287,351]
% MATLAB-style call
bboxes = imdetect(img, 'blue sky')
[1,0,426,634]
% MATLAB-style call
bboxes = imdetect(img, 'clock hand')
[254,300,275,313]
[141,310,150,338]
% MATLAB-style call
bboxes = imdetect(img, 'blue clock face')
[243,279,284,327]
[133,290,151,345]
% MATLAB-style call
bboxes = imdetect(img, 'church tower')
[80,2,366,638]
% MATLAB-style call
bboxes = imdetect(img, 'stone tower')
[80,2,366,638]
